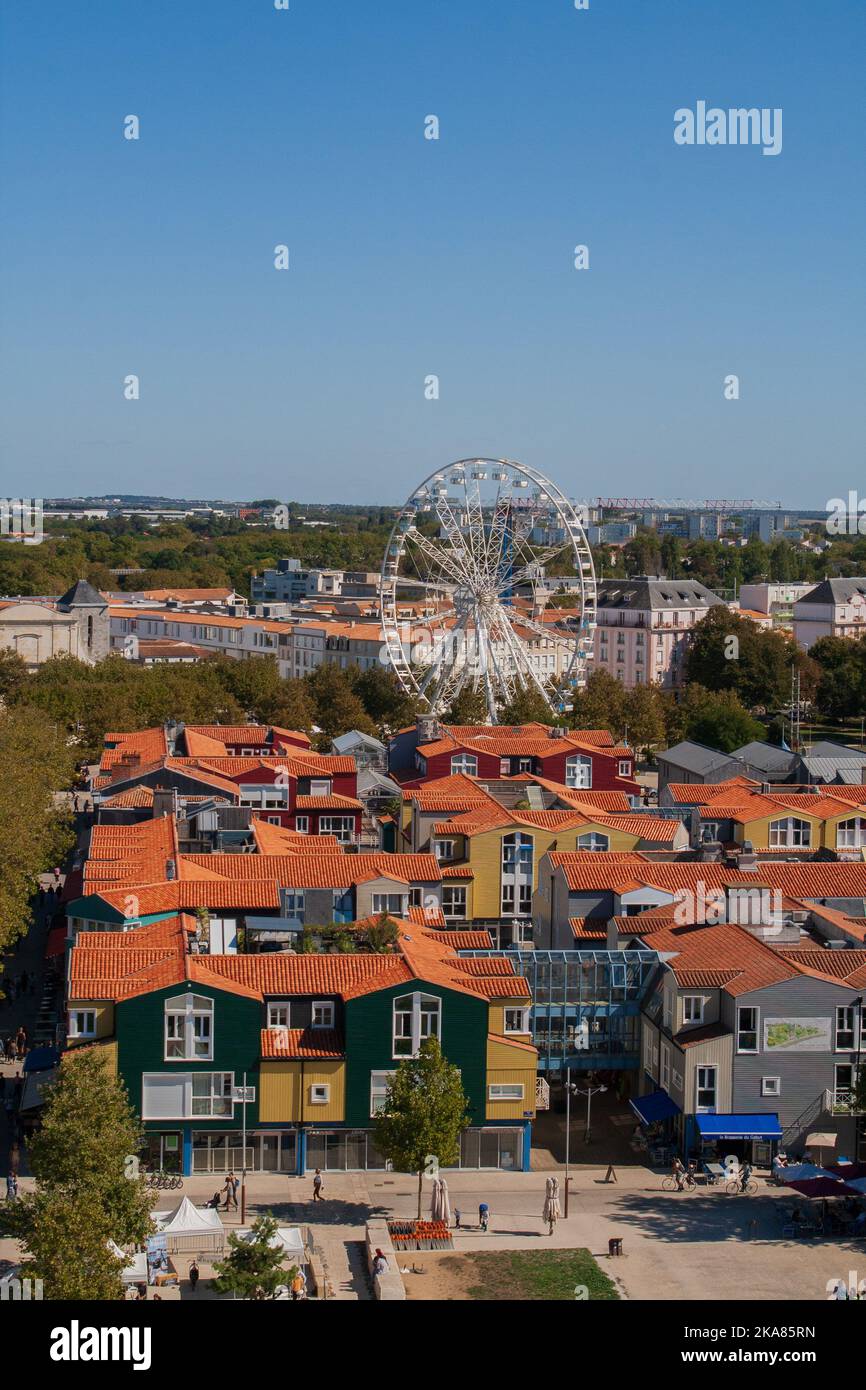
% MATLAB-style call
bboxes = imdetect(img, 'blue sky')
[0,0,863,505]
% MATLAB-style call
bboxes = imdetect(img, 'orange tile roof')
[664,778,760,805]
[422,928,494,949]
[548,852,866,899]
[250,820,341,854]
[260,1027,344,1059]
[294,794,362,810]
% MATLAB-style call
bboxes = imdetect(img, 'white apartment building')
[793,579,866,650]
[593,577,725,689]
[738,582,816,624]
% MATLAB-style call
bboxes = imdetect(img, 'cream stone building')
[0,580,110,669]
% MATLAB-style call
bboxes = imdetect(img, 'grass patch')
[442,1248,620,1301]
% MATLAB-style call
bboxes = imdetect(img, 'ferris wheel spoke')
[403,527,472,591]
[494,605,562,703]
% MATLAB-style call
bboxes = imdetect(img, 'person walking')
[312,1168,324,1201]
[479,1201,490,1232]
[15,1027,26,1060]
[53,867,61,887]
[5,1174,17,1202]
[230,1170,240,1209]
[189,1260,199,1294]
[222,1174,238,1211]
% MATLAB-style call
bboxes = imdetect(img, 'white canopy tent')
[154,1197,226,1256]
[236,1226,305,1259]
[108,1241,148,1286]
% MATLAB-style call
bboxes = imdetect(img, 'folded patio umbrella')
[438,1177,451,1226]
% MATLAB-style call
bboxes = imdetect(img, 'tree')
[373,1037,469,1218]
[622,685,666,754]
[364,911,399,954]
[569,669,626,736]
[0,648,28,701]
[498,686,557,726]
[685,607,796,710]
[676,686,764,753]
[210,1214,296,1300]
[811,637,866,721]
[443,686,489,725]
[7,1049,153,1298]
[5,1189,128,1301]
[355,666,416,730]
[306,665,377,741]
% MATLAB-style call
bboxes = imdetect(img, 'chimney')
[605,917,619,950]
[551,726,568,739]
[738,840,758,871]
[165,857,177,881]
[417,715,440,744]
[152,787,178,820]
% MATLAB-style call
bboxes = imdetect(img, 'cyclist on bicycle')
[739,1161,753,1192]
[671,1157,685,1191]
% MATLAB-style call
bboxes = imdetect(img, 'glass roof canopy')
[461,949,661,1073]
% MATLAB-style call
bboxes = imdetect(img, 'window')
[517,757,532,773]
[769,816,811,849]
[433,839,455,861]
[282,890,304,918]
[294,815,309,833]
[310,779,332,796]
[310,1084,330,1104]
[488,1084,524,1101]
[836,1005,857,1051]
[695,1065,717,1113]
[371,893,405,914]
[442,885,467,920]
[144,1072,233,1120]
[393,992,441,1058]
[837,818,866,849]
[267,1003,290,1029]
[69,1009,96,1038]
[502,831,533,871]
[504,1007,530,1033]
[164,993,213,1061]
[370,1070,395,1116]
[661,1044,671,1090]
[319,815,354,843]
[761,1077,781,1097]
[577,832,609,852]
[834,1064,855,1108]
[618,760,631,777]
[565,754,592,789]
[499,758,510,776]
[450,754,478,776]
[682,996,704,1024]
[737,1006,759,1053]
[312,1001,335,1029]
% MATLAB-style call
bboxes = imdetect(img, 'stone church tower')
[56,579,110,663]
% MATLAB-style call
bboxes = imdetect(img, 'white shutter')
[143,1073,189,1119]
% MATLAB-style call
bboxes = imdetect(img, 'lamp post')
[563,1074,607,1215]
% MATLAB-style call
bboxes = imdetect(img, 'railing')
[780,1089,832,1148]
[829,1090,866,1117]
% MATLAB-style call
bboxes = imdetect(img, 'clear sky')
[0,0,863,506]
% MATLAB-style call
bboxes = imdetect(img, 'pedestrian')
[479,1201,490,1232]
[5,1174,17,1202]
[73,795,80,814]
[312,1168,324,1201]
[454,1208,461,1229]
[671,1156,685,1192]
[291,1271,305,1301]
[189,1260,199,1293]
[230,1170,240,1208]
[53,867,61,886]
[371,1248,388,1278]
[15,1027,26,1060]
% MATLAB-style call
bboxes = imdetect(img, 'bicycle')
[145,1170,183,1190]
[662,1172,697,1192]
[726,1178,758,1195]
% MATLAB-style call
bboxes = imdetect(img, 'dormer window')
[393,992,441,1058]
[451,753,478,776]
[165,993,213,1060]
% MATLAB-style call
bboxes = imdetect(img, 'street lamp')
[563,1074,607,1216]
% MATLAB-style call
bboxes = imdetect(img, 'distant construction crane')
[593,497,783,512]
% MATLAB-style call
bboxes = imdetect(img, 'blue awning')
[630,1090,680,1125]
[696,1113,782,1140]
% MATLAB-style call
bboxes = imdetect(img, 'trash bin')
[608,1237,623,1257]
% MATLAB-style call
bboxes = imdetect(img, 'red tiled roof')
[260,1027,344,1059]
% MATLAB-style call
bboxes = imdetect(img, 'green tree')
[6,1050,152,1298]
[306,665,377,741]
[0,648,28,701]
[373,1037,470,1218]
[211,1214,296,1300]
[499,686,557,726]
[677,687,764,753]
[355,666,417,730]
[443,686,490,725]
[811,637,866,721]
[364,911,399,953]
[685,607,795,710]
[5,1189,128,1300]
[622,685,666,755]
[569,669,627,736]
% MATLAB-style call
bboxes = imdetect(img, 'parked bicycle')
[145,1170,183,1190]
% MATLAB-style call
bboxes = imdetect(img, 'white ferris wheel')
[379,458,597,723]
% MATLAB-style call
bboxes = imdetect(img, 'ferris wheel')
[379,458,597,723]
